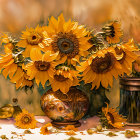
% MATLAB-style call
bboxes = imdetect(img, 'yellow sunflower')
[0,33,11,44]
[15,109,37,129]
[40,123,52,135]
[42,13,92,65]
[0,53,18,79]
[3,43,14,54]
[78,47,122,89]
[17,25,51,57]
[103,21,123,44]
[102,103,126,129]
[10,67,33,89]
[114,39,138,76]
[0,33,14,54]
[0,48,33,89]
[49,66,79,93]
[24,48,58,87]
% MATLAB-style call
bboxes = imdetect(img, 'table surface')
[0,116,139,140]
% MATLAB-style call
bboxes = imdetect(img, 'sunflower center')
[51,32,79,58]
[54,74,68,82]
[115,47,126,64]
[34,61,50,71]
[32,35,37,40]
[21,115,32,124]
[110,26,115,37]
[107,112,115,124]
[91,53,116,74]
[27,33,43,45]
[58,38,74,54]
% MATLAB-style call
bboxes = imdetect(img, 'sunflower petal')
[30,48,42,61]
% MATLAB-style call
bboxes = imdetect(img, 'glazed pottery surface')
[40,87,89,127]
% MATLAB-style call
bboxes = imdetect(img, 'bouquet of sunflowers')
[0,14,139,118]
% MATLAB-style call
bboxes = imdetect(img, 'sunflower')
[78,47,122,89]
[15,109,37,129]
[114,39,138,76]
[4,43,14,54]
[102,21,123,44]
[0,33,14,54]
[49,66,79,93]
[0,53,18,79]
[40,123,52,135]
[42,13,92,65]
[17,25,51,57]
[0,33,11,44]
[101,103,126,129]
[24,48,58,87]
[0,46,33,89]
[10,67,33,89]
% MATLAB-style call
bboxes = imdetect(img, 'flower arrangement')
[0,13,138,93]
[0,13,139,128]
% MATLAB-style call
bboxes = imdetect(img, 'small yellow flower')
[40,123,52,135]
[15,109,37,129]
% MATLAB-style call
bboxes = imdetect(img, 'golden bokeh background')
[0,0,140,115]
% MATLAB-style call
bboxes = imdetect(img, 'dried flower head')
[63,125,78,132]
[40,123,52,135]
[65,130,77,136]
[100,103,126,129]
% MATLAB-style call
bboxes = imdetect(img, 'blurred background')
[0,0,140,115]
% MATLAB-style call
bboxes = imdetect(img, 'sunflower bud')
[96,125,103,132]
[87,129,94,135]
[106,132,117,137]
